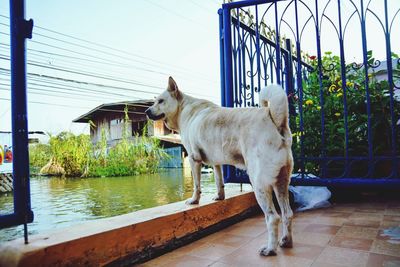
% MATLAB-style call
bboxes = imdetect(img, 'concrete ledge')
[0,189,258,266]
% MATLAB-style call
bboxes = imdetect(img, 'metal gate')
[0,0,34,243]
[219,0,400,187]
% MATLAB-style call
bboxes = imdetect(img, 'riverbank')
[0,169,250,242]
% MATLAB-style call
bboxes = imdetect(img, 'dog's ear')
[167,76,181,100]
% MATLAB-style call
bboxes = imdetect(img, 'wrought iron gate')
[219,0,400,187]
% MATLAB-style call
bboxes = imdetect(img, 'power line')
[0,96,91,109]
[0,55,219,100]
[188,0,216,12]
[0,31,170,76]
[0,68,157,99]
[0,55,164,94]
[0,81,125,102]
[0,84,111,103]
[0,15,219,83]
[0,43,219,99]
[138,1,209,32]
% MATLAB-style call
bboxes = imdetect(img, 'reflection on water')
[0,169,242,242]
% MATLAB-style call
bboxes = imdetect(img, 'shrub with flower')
[290,51,400,178]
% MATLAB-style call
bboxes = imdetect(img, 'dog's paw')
[213,193,225,201]
[279,236,293,248]
[259,246,277,257]
[185,198,199,205]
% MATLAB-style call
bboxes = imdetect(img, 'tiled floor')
[139,200,400,267]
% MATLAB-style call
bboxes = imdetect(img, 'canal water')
[0,169,244,243]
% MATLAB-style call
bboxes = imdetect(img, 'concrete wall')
[0,190,258,266]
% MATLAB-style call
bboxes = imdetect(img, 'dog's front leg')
[213,165,225,200]
[186,157,202,205]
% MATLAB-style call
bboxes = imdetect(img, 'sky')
[0,0,399,135]
[0,0,222,134]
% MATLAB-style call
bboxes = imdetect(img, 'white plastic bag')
[289,186,331,211]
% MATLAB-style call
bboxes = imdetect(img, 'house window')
[110,118,123,126]
[132,121,146,135]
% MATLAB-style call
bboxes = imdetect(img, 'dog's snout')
[145,108,151,116]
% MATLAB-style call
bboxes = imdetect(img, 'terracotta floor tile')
[358,203,387,209]
[294,217,315,224]
[294,232,333,246]
[366,253,400,267]
[142,201,400,267]
[336,225,379,239]
[385,208,400,216]
[203,233,253,248]
[280,242,324,260]
[371,239,400,257]
[322,211,352,219]
[349,212,383,221]
[311,261,353,267]
[315,246,369,267]
[330,206,357,213]
[329,235,373,251]
[187,243,238,261]
[237,216,266,228]
[138,250,197,267]
[311,217,347,226]
[209,262,236,267]
[157,254,215,267]
[292,222,309,233]
[224,224,266,237]
[380,220,400,229]
[355,208,384,214]
[303,224,341,235]
[384,215,400,222]
[219,249,313,267]
[344,219,381,228]
[169,239,207,255]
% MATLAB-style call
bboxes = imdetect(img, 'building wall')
[89,112,153,146]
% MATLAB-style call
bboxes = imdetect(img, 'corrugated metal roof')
[73,99,154,123]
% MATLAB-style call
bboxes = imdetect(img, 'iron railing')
[219,0,400,187]
[0,0,34,243]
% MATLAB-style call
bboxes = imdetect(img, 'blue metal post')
[10,0,34,244]
[314,0,326,178]
[219,9,226,107]
[223,7,234,108]
[337,0,350,176]
[360,0,373,176]
[274,2,281,84]
[294,0,305,178]
[222,6,235,181]
[383,0,398,178]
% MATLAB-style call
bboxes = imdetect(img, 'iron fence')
[0,0,34,243]
[219,0,400,187]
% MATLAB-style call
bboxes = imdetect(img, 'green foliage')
[292,51,400,177]
[89,129,168,177]
[29,108,168,178]
[29,143,51,174]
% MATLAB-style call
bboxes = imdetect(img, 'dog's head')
[145,76,182,125]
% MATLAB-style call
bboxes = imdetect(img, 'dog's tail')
[259,84,291,143]
[259,84,288,129]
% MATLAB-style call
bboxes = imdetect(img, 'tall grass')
[30,107,168,177]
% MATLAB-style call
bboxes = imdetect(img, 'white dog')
[146,77,294,256]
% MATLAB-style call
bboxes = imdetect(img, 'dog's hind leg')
[273,166,293,248]
[186,156,202,205]
[213,165,225,200]
[253,184,280,256]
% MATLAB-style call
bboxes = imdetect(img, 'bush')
[291,51,400,177]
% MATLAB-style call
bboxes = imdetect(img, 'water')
[0,169,242,243]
